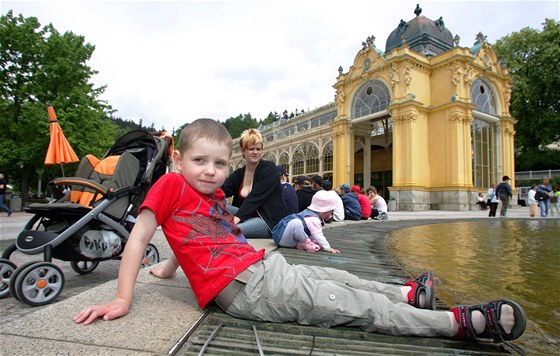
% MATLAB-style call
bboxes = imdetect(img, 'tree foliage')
[0,11,115,196]
[110,116,145,140]
[223,113,259,139]
[494,19,560,169]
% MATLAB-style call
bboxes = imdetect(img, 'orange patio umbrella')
[44,106,79,176]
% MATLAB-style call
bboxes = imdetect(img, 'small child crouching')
[272,190,340,254]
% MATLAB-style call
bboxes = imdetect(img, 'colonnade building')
[230,5,517,211]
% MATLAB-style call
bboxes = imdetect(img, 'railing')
[515,169,560,181]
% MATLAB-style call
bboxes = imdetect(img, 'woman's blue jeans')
[227,205,271,238]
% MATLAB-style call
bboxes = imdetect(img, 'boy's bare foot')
[149,260,178,279]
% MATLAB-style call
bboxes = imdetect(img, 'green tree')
[223,113,259,139]
[0,11,115,199]
[494,19,560,169]
[261,111,279,126]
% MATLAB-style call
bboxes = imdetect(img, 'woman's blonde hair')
[239,128,263,150]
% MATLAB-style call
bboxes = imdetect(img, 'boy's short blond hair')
[239,128,263,150]
[179,119,233,156]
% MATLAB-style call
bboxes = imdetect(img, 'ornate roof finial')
[366,35,376,48]
[454,34,460,46]
[414,4,422,16]
[338,66,343,75]
[362,35,377,50]
[475,32,487,44]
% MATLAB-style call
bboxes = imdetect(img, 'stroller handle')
[51,177,108,196]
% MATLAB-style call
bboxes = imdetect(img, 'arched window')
[471,78,499,188]
[279,153,289,174]
[305,144,319,174]
[323,142,333,172]
[470,78,497,115]
[262,152,276,163]
[292,150,305,176]
[351,80,391,118]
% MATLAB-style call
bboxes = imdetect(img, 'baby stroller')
[0,130,173,306]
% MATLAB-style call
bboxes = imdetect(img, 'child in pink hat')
[273,190,340,253]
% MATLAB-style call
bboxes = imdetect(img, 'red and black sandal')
[404,271,435,310]
[451,299,527,343]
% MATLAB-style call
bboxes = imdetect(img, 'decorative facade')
[230,5,516,211]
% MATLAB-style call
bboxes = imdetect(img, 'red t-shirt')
[140,173,264,308]
[357,193,372,218]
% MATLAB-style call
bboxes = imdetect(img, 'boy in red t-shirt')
[74,119,526,344]
[351,185,371,219]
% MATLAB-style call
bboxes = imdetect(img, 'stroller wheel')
[8,261,38,301]
[0,259,17,299]
[70,260,100,275]
[12,262,65,307]
[141,243,160,268]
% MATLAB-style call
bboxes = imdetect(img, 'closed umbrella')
[44,106,79,176]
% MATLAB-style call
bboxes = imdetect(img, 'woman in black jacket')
[221,128,288,238]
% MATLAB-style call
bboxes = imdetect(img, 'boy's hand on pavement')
[73,298,130,325]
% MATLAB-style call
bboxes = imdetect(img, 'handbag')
[536,190,549,201]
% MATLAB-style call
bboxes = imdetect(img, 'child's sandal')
[451,299,527,342]
[404,271,435,310]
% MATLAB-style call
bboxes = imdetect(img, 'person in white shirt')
[487,183,499,217]
[367,186,388,220]
[527,185,538,218]
[322,179,345,222]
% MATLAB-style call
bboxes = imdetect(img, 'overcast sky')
[2,1,559,132]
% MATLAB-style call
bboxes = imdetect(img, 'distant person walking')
[536,177,553,217]
[486,182,499,217]
[527,185,538,218]
[0,173,13,217]
[496,176,512,217]
[551,185,560,217]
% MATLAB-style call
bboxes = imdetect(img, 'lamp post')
[36,168,44,198]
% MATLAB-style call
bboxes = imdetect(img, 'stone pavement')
[0,207,540,355]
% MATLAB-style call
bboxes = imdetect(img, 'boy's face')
[173,139,231,195]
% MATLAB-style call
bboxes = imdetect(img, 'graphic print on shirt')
[171,197,254,278]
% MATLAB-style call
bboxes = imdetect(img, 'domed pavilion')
[230,4,516,211]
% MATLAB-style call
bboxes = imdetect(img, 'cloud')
[3,0,559,131]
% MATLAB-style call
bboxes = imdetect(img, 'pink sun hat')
[308,190,337,213]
